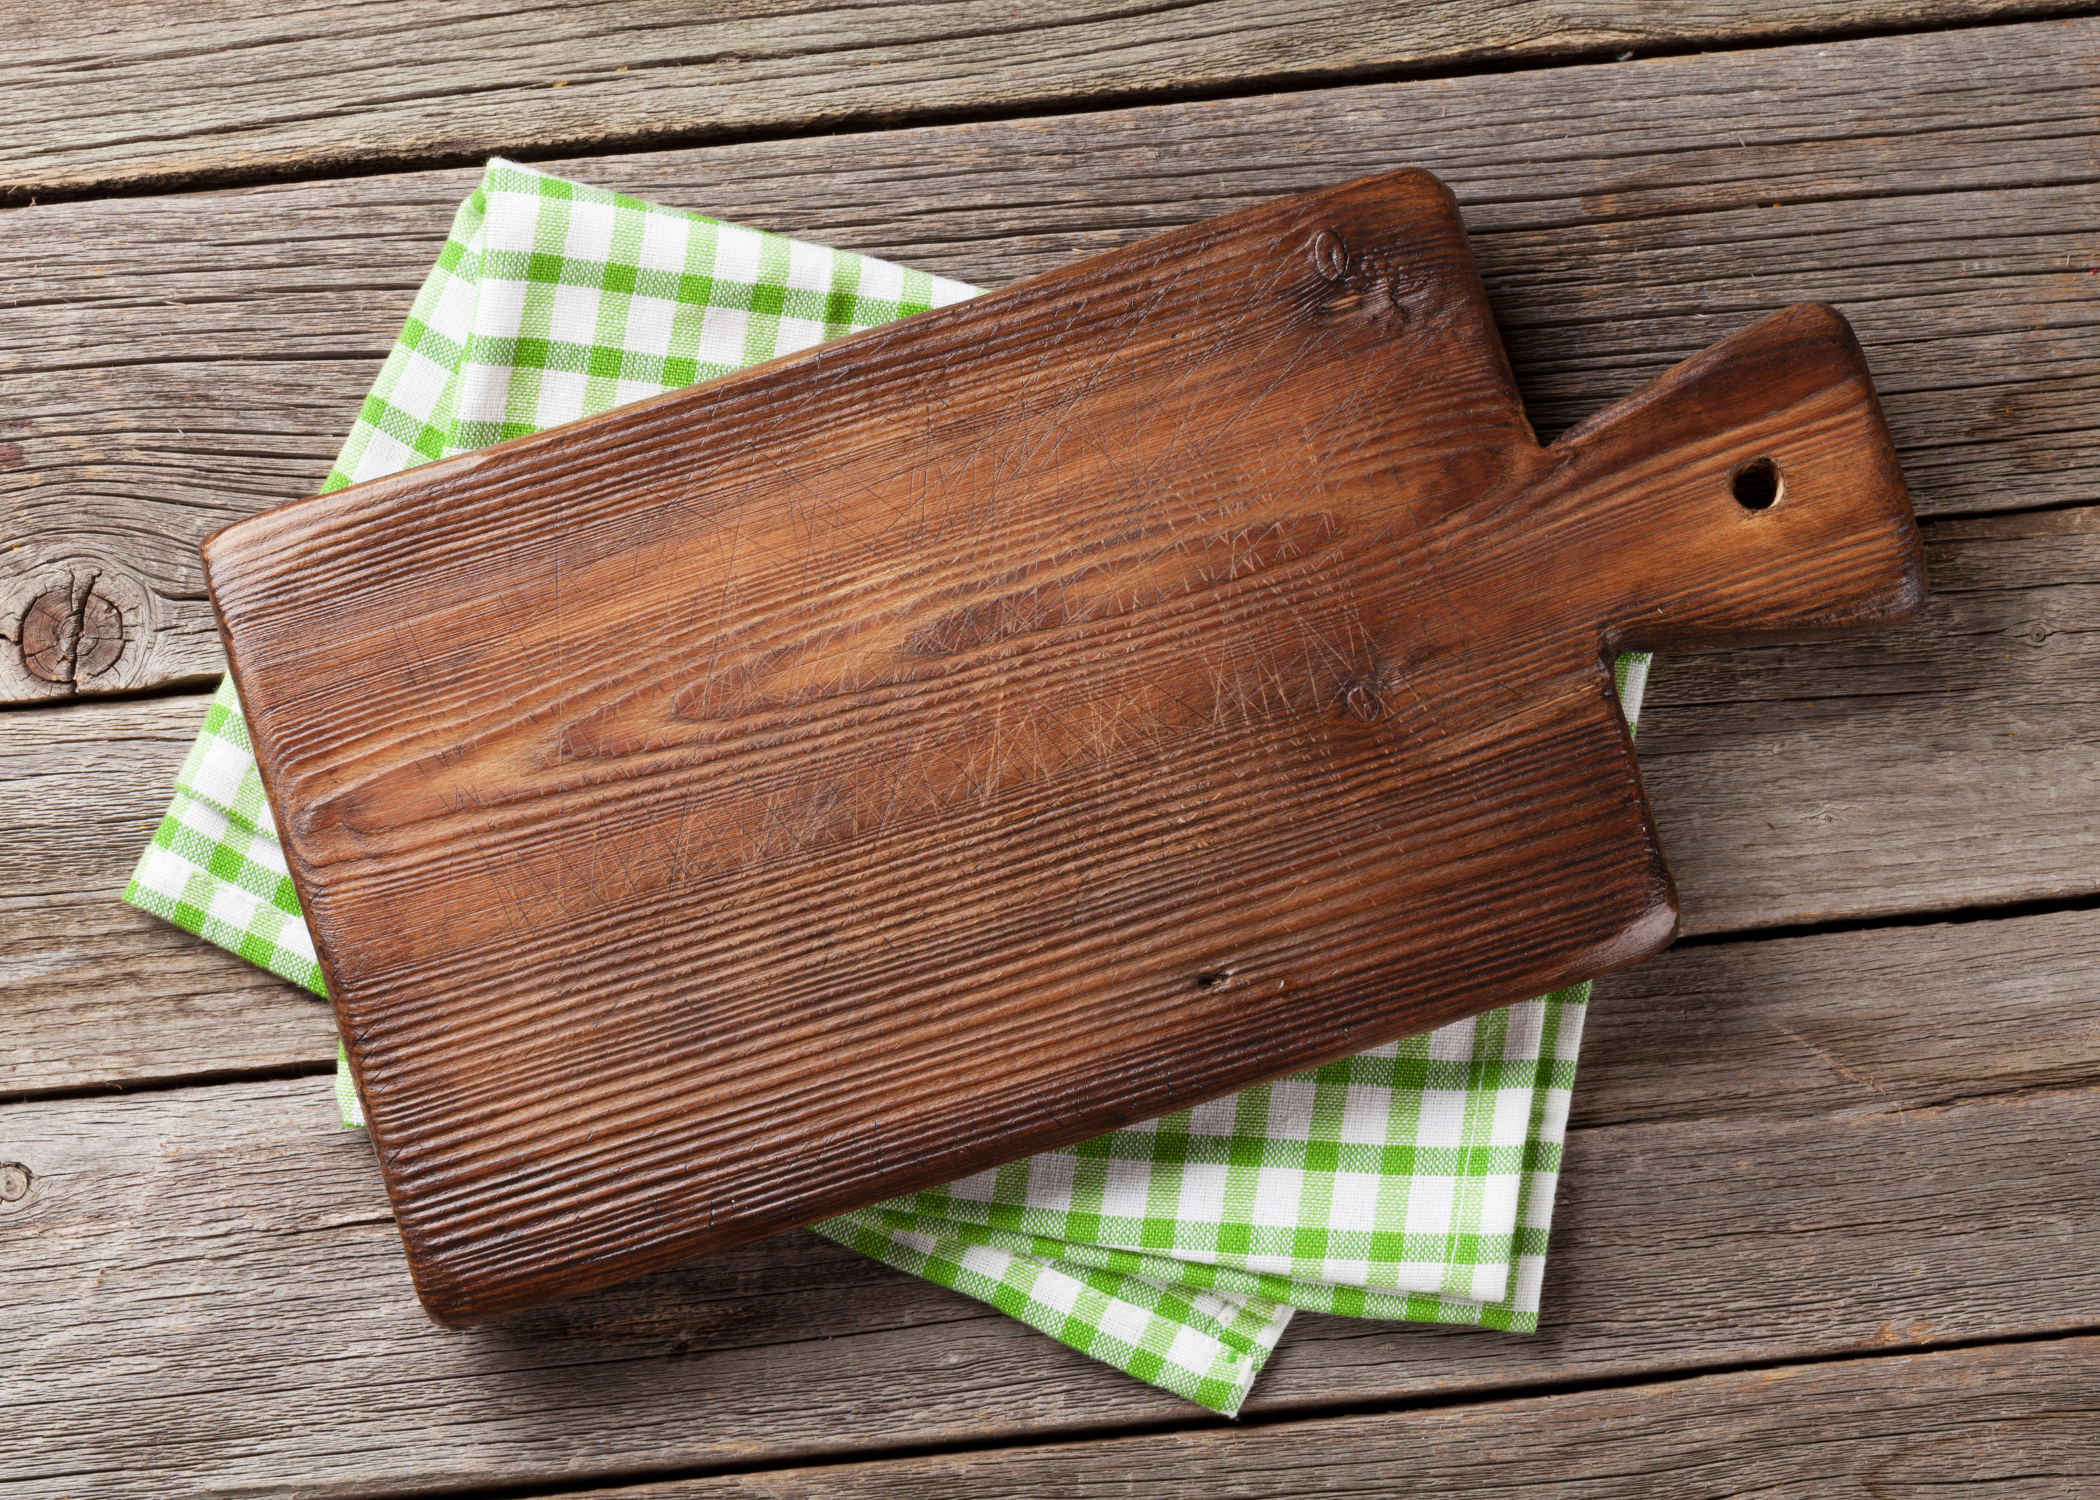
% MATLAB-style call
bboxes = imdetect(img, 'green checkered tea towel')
[127,160,1649,1415]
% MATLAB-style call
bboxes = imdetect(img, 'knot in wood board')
[20,577,126,684]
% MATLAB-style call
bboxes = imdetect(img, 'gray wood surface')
[0,892,331,1098]
[7,7,2098,1495]
[1644,504,2100,933]
[572,1335,2100,1497]
[1581,904,2100,1126]
[6,19,2096,703]
[0,691,340,1099]
[3,0,2070,202]
[7,1049,2097,1494]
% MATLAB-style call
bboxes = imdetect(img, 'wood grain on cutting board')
[202,171,1921,1323]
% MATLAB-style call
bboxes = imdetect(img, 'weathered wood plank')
[1,698,211,900]
[0,693,334,1098]
[7,506,2095,1096]
[2,0,2073,202]
[1646,506,2100,934]
[573,1336,2100,1497]
[1580,904,2100,1127]
[6,1069,2097,1494]
[5,20,2095,701]
[15,869,2098,1129]
[0,894,331,1099]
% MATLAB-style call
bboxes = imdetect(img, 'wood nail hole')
[1732,456,1782,511]
[1193,971,1231,990]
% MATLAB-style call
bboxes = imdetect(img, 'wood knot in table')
[20,575,125,685]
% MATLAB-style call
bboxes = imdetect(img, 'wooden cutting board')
[203,169,1925,1326]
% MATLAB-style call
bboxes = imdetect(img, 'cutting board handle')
[1532,302,1925,655]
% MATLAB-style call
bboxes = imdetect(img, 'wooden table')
[5,6,2097,1494]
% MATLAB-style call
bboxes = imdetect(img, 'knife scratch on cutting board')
[200,171,1930,1326]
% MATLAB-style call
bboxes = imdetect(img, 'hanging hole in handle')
[1732,456,1783,512]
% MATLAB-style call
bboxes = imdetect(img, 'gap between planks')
[518,1333,2100,1499]
[163,1334,2100,1499]
[3,0,2090,205]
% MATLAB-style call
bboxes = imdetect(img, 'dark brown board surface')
[204,170,1924,1324]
